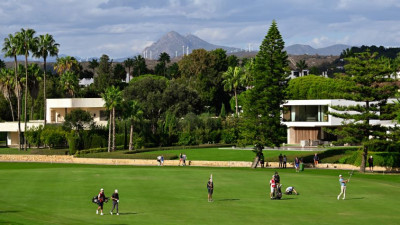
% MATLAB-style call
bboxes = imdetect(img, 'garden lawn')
[0,163,399,225]
[81,148,321,162]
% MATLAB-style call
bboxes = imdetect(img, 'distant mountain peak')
[143,31,241,59]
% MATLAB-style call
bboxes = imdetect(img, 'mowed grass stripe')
[0,163,399,225]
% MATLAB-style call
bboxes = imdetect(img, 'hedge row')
[75,145,125,156]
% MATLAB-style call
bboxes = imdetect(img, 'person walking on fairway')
[207,176,214,202]
[269,175,276,199]
[179,153,183,166]
[337,175,348,200]
[313,153,319,167]
[96,188,106,215]
[110,189,119,215]
[294,157,300,172]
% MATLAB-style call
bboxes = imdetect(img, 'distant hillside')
[143,31,242,59]
[284,44,351,56]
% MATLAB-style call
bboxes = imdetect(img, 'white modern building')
[0,98,107,147]
[282,99,397,145]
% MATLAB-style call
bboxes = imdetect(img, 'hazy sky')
[1,0,399,59]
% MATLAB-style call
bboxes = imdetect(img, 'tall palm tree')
[128,100,143,151]
[0,68,16,121]
[101,86,122,152]
[158,52,171,77]
[33,34,59,125]
[88,59,99,75]
[26,64,42,119]
[296,59,308,77]
[60,71,79,97]
[222,66,244,116]
[2,33,22,149]
[124,58,134,82]
[16,28,38,150]
[54,56,79,75]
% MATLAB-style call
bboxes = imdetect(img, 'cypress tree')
[240,20,290,147]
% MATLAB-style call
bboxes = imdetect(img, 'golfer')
[96,188,106,215]
[269,175,276,199]
[313,153,319,167]
[368,156,374,172]
[285,186,298,195]
[274,172,280,187]
[110,189,119,215]
[207,177,214,202]
[337,175,348,200]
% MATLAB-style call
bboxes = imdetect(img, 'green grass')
[0,162,399,225]
[0,147,68,155]
[80,148,321,161]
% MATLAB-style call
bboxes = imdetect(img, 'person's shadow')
[0,210,19,213]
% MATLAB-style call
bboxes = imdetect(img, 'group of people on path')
[95,188,119,216]
[278,154,287,168]
[179,153,187,166]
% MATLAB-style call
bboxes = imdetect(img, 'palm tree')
[54,56,79,75]
[88,59,99,75]
[222,66,244,116]
[16,28,38,150]
[26,64,42,119]
[124,58,134,82]
[133,55,147,76]
[2,33,22,149]
[33,34,59,125]
[101,86,122,152]
[0,68,16,121]
[128,100,143,151]
[60,71,79,97]
[296,59,308,77]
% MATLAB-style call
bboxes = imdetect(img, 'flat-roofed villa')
[0,98,107,147]
[282,99,397,146]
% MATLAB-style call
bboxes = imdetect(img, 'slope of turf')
[0,162,399,225]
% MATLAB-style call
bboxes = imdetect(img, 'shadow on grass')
[271,198,295,200]
[346,197,365,200]
[218,199,240,201]
[118,212,138,215]
[0,210,19,213]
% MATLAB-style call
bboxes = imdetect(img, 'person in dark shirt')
[274,172,280,187]
[96,188,105,215]
[110,189,119,215]
[278,154,283,168]
[295,157,300,172]
[313,153,319,168]
[260,152,265,168]
[368,156,374,172]
[207,178,214,202]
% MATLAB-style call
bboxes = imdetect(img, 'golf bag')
[92,196,109,204]
[274,184,282,199]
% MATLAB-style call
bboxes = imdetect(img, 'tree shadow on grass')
[218,199,240,201]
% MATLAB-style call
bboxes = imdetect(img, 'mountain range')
[284,44,351,56]
[0,32,352,62]
[142,31,242,59]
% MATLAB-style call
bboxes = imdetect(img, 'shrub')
[66,131,79,155]
[25,125,43,148]
[40,126,66,149]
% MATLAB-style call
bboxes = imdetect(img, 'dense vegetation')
[1,22,400,170]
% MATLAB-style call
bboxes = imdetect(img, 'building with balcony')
[0,98,106,147]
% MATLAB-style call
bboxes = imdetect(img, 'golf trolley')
[272,184,282,200]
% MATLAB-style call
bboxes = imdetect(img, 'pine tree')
[327,51,398,172]
[240,20,289,148]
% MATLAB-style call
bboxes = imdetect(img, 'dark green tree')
[240,20,290,148]
[155,52,170,77]
[124,58,134,82]
[63,109,94,150]
[327,51,398,172]
[227,55,239,68]
[88,59,99,75]
[94,54,112,92]
[133,55,147,76]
